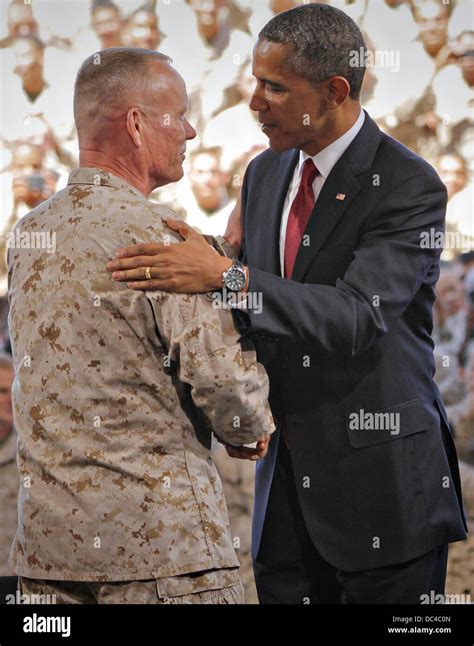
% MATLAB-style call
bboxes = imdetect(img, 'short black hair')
[259,3,366,100]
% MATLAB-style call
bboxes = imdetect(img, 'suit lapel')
[249,111,382,279]
[291,111,382,282]
[254,149,298,275]
[291,156,360,282]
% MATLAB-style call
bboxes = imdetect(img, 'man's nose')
[185,120,197,140]
[249,88,267,113]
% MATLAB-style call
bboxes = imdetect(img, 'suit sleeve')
[145,290,275,446]
[244,171,447,358]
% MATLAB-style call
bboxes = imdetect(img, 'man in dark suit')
[106,4,467,603]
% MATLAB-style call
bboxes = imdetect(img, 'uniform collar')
[67,168,145,198]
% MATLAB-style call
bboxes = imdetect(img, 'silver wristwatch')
[222,260,247,292]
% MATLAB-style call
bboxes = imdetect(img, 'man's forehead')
[253,39,289,67]
[148,60,178,85]
[252,40,289,76]
[148,62,188,106]
[252,39,303,84]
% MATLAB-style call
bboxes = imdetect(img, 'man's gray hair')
[74,47,171,127]
[259,4,366,100]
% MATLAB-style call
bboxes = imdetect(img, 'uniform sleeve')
[145,290,275,447]
[213,235,239,260]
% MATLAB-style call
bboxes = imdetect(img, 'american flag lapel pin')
[336,193,346,201]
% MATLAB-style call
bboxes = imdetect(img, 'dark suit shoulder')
[246,147,283,176]
[377,131,444,188]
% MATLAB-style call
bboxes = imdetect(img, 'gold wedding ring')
[145,267,152,280]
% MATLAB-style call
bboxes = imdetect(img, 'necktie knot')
[301,158,319,188]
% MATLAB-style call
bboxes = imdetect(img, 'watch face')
[225,267,246,291]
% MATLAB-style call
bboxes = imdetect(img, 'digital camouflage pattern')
[19,566,244,604]
[7,168,274,582]
[0,429,19,576]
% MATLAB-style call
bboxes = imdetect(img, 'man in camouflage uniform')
[7,47,274,604]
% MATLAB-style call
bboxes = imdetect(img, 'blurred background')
[0,0,472,603]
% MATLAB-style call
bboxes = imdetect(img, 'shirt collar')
[298,109,365,179]
[67,167,145,198]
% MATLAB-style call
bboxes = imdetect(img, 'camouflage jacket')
[0,430,19,576]
[7,168,274,581]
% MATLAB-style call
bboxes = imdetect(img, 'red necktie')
[284,158,319,279]
[281,159,319,449]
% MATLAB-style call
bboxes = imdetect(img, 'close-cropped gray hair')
[74,47,171,127]
[259,3,366,100]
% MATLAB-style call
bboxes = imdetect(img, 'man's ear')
[326,76,351,109]
[126,107,142,146]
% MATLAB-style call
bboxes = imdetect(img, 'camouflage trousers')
[19,567,244,604]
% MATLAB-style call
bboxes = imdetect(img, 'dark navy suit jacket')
[237,110,467,572]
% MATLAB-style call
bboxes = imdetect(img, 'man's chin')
[154,167,184,188]
[262,127,294,152]
[171,166,185,182]
[267,137,293,153]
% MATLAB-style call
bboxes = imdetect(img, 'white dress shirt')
[279,109,365,276]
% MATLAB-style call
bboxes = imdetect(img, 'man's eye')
[266,83,284,93]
